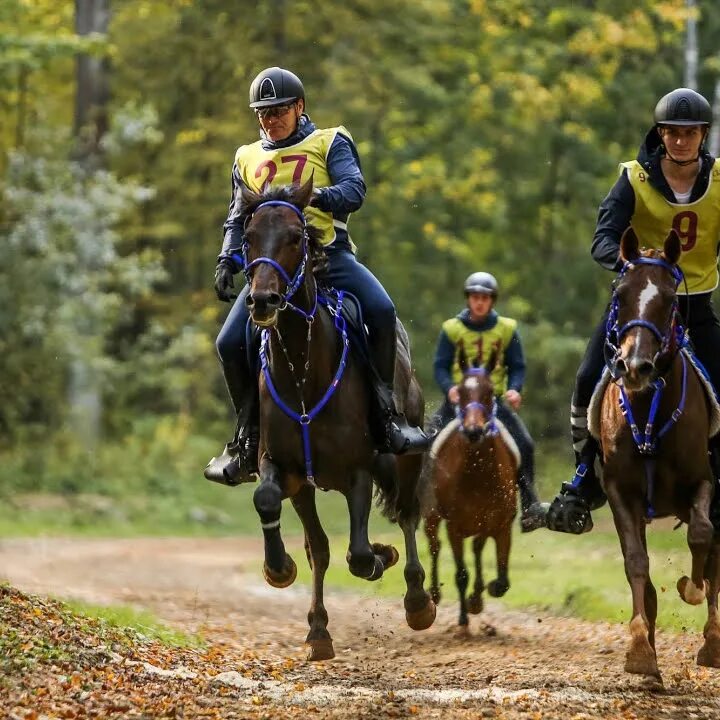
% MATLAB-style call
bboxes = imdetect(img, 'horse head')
[239,176,325,327]
[456,345,498,442]
[610,227,683,391]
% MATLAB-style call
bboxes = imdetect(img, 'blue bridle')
[455,368,499,438]
[605,256,688,518]
[235,200,349,487]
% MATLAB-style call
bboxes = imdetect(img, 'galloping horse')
[240,178,436,660]
[421,348,517,630]
[597,227,720,678]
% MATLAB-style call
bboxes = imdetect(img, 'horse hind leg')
[346,469,397,582]
[254,460,296,588]
[424,512,442,605]
[678,480,713,606]
[291,486,334,661]
[467,535,487,614]
[697,537,720,668]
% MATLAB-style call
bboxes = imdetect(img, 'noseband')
[456,368,498,438]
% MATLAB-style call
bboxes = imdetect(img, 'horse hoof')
[406,598,436,631]
[697,631,720,668]
[624,651,660,678]
[467,592,483,614]
[487,579,509,598]
[677,576,709,605]
[306,637,335,662]
[371,543,399,570]
[262,556,297,588]
[455,624,471,639]
[430,588,442,605]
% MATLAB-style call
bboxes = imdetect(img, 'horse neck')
[267,273,339,391]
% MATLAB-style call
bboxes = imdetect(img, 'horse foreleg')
[424,512,442,605]
[448,525,469,631]
[253,458,296,588]
[679,479,713,606]
[345,469,390,581]
[290,486,334,662]
[606,482,659,678]
[488,526,511,598]
[697,534,720,668]
[467,535,487,614]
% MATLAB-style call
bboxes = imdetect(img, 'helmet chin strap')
[663,152,700,167]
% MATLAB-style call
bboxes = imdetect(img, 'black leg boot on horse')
[370,318,429,455]
[544,436,607,534]
[204,360,260,486]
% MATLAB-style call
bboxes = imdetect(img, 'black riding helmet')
[249,67,305,109]
[464,272,499,298]
[654,88,713,127]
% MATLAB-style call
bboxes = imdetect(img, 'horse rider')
[545,87,720,533]
[428,271,546,532]
[205,66,428,486]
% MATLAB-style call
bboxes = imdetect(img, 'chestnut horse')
[240,179,435,661]
[599,227,720,678]
[421,349,517,630]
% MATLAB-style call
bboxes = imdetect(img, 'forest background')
[1,0,720,528]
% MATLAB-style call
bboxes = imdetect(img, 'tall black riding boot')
[517,473,546,533]
[204,361,259,486]
[370,319,429,455]
[544,438,606,534]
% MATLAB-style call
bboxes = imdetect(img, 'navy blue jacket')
[433,309,526,397]
[591,127,716,271]
[219,115,366,267]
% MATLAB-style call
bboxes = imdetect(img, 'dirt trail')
[2,536,720,719]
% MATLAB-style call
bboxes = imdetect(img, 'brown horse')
[240,178,436,661]
[599,227,720,678]
[421,348,517,630]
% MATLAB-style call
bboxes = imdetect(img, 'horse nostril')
[267,292,282,309]
[615,358,628,376]
[637,361,655,377]
[245,294,255,308]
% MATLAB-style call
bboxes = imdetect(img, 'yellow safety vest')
[621,159,720,294]
[442,315,518,394]
[235,126,353,246]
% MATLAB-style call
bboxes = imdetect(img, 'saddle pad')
[429,417,521,468]
[587,348,720,440]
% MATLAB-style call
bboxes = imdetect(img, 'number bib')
[235,127,352,246]
[621,160,720,294]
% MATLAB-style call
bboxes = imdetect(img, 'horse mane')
[240,184,327,274]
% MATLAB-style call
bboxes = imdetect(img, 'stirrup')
[544,492,594,535]
[380,413,429,455]
[204,438,258,487]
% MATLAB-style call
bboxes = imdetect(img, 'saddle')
[429,417,521,468]
[588,348,720,441]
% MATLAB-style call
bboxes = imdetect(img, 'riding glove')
[214,259,236,302]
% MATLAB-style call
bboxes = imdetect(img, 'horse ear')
[294,173,314,209]
[240,183,261,212]
[620,226,640,263]
[458,343,468,374]
[485,348,499,374]
[663,229,682,265]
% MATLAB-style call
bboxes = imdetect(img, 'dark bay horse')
[240,178,435,660]
[421,349,517,631]
[599,227,720,678]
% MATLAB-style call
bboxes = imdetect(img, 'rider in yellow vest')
[430,272,546,532]
[545,88,720,533]
[205,67,427,486]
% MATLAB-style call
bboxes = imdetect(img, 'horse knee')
[254,482,282,522]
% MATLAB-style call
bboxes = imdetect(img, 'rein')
[242,200,350,487]
[605,256,688,518]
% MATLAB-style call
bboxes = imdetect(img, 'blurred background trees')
[1,0,718,488]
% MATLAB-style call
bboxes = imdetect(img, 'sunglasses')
[255,103,295,120]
